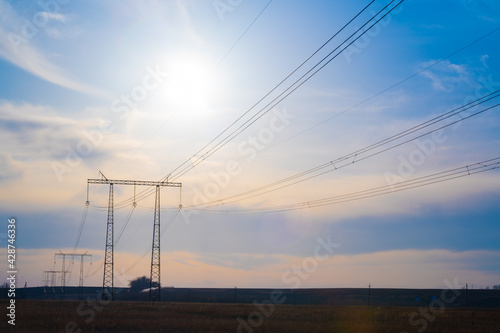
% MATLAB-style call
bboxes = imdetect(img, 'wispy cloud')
[0,102,91,162]
[481,54,489,68]
[0,102,162,208]
[0,0,108,97]
[0,102,111,207]
[463,1,500,22]
[41,11,68,23]
[420,60,470,91]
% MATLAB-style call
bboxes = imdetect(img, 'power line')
[186,157,500,214]
[87,208,181,278]
[65,202,91,275]
[115,204,136,247]
[186,90,500,208]
[72,203,89,254]
[212,0,274,72]
[121,208,181,274]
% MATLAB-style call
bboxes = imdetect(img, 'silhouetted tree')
[129,276,158,291]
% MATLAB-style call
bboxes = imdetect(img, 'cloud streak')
[0,0,108,97]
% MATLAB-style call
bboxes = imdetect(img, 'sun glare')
[158,54,215,118]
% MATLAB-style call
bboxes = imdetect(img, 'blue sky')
[1,0,500,289]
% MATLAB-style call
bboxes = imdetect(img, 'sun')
[157,54,216,118]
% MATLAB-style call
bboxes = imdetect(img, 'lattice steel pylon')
[42,270,61,288]
[54,252,92,293]
[150,185,161,301]
[87,173,181,302]
[103,183,114,299]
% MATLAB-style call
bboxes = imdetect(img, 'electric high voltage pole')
[42,270,62,288]
[54,252,68,289]
[54,252,92,297]
[87,172,181,301]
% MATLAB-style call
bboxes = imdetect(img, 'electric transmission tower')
[54,252,92,297]
[42,270,61,288]
[87,172,181,301]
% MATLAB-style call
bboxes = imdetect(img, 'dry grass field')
[2,299,500,333]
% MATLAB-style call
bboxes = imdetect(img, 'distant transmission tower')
[42,270,61,288]
[87,172,181,301]
[54,252,92,297]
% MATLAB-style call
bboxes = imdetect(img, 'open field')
[9,287,500,307]
[2,299,500,333]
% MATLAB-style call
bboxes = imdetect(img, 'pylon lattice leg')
[149,185,161,301]
[103,183,114,300]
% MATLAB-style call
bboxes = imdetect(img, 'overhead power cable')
[186,90,500,208]
[72,203,89,253]
[65,202,90,275]
[121,209,180,274]
[213,0,274,71]
[87,209,181,278]
[115,204,136,247]
[187,157,500,214]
